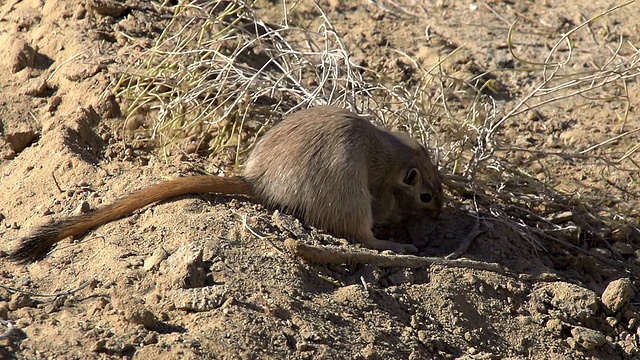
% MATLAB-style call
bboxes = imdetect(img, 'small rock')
[0,34,36,73]
[47,95,63,113]
[362,343,379,360]
[8,293,33,310]
[271,211,307,238]
[159,242,206,289]
[570,326,606,350]
[93,91,121,118]
[143,247,169,271]
[332,284,369,305]
[535,282,599,323]
[4,122,40,154]
[73,5,87,20]
[74,201,91,215]
[463,273,479,285]
[104,338,134,354]
[114,298,159,331]
[88,0,128,17]
[545,318,568,332]
[91,339,107,352]
[169,286,230,312]
[601,278,634,315]
[124,306,158,331]
[21,77,48,96]
[0,139,15,160]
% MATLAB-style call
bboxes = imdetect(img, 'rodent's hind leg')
[357,228,418,254]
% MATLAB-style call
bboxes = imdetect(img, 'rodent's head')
[389,141,444,222]
[395,164,443,219]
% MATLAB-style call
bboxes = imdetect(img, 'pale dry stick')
[0,319,14,340]
[600,34,626,75]
[230,28,316,104]
[51,172,64,193]
[507,1,634,72]
[284,239,505,274]
[500,5,636,129]
[0,280,92,298]
[465,98,498,179]
[241,214,285,256]
[580,13,600,46]
[620,142,640,162]
[509,70,638,119]
[580,128,640,155]
[369,0,422,18]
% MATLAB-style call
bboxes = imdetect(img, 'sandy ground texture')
[1,0,639,359]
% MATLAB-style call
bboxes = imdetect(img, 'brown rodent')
[9,106,443,263]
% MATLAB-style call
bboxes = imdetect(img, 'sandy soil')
[1,0,639,359]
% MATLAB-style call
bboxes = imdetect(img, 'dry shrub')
[114,0,640,273]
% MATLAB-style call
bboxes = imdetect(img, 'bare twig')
[0,319,14,340]
[284,238,505,274]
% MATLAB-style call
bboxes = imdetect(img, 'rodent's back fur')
[9,106,443,262]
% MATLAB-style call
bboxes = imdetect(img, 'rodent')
[9,106,443,263]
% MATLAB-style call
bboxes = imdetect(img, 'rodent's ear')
[403,168,420,186]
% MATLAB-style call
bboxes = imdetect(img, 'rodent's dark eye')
[420,193,433,203]
[403,168,419,186]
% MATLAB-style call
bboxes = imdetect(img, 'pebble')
[159,242,206,289]
[170,286,230,312]
[0,35,36,73]
[4,122,40,155]
[601,278,634,315]
[143,247,169,271]
[536,282,599,323]
[74,201,91,215]
[570,326,606,350]
[8,293,33,310]
[21,77,48,96]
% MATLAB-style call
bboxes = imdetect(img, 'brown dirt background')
[1,0,639,359]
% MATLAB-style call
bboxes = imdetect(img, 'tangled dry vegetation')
[114,0,640,275]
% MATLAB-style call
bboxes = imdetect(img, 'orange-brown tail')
[9,175,252,263]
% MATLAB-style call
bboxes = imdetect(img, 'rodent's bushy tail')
[9,175,252,263]
[8,217,87,263]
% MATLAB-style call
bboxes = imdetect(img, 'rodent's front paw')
[394,243,418,254]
